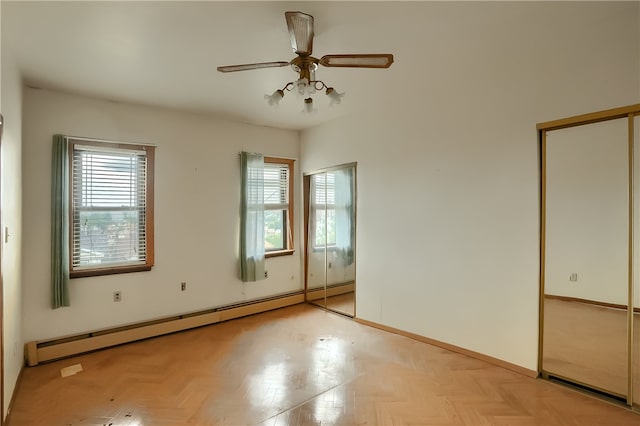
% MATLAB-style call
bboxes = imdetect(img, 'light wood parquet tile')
[8,304,640,425]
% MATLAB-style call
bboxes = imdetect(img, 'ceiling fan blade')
[319,54,394,68]
[217,61,290,73]
[285,11,314,55]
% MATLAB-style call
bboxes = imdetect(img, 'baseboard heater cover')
[26,291,304,366]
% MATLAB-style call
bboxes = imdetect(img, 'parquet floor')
[8,303,640,425]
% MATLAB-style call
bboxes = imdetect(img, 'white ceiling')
[2,1,407,131]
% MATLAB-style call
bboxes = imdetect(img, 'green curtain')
[51,134,70,308]
[240,152,266,282]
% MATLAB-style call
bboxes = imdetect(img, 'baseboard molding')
[544,294,640,313]
[26,292,304,366]
[355,318,538,379]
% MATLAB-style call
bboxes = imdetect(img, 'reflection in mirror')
[325,167,355,316]
[305,166,356,317]
[543,118,628,397]
[307,172,328,309]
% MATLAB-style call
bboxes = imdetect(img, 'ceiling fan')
[217,11,394,111]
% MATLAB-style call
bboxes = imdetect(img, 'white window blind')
[264,162,289,210]
[313,173,335,206]
[312,172,336,247]
[71,144,148,269]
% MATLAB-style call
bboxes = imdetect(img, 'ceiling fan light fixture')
[326,87,345,105]
[302,97,315,114]
[218,11,394,114]
[294,78,312,97]
[264,89,284,107]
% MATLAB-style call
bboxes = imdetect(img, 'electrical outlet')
[113,291,122,302]
[181,282,187,291]
[569,273,578,282]
[264,270,269,279]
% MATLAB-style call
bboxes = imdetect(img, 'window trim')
[264,156,294,258]
[68,139,155,278]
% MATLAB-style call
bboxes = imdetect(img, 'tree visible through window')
[264,157,294,256]
[69,139,155,277]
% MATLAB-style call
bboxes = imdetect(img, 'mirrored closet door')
[634,114,640,406]
[304,164,356,317]
[539,105,640,407]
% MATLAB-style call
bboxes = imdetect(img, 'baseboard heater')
[26,291,304,366]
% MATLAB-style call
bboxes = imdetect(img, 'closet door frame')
[537,104,640,406]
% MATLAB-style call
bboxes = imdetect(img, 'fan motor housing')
[290,56,319,80]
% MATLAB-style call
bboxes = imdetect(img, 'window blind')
[264,162,289,210]
[71,144,148,269]
[313,172,335,205]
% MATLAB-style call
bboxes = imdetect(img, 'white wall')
[22,88,302,342]
[545,120,629,305]
[301,2,640,371]
[0,38,24,418]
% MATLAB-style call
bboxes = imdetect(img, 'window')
[264,157,294,257]
[69,139,155,277]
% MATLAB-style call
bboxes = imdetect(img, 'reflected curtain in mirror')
[306,173,327,302]
[334,168,355,268]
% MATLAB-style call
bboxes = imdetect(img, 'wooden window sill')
[71,265,152,279]
[265,249,295,259]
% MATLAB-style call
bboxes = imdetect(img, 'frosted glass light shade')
[326,88,345,105]
[302,97,314,114]
[265,90,284,106]
[294,78,310,97]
